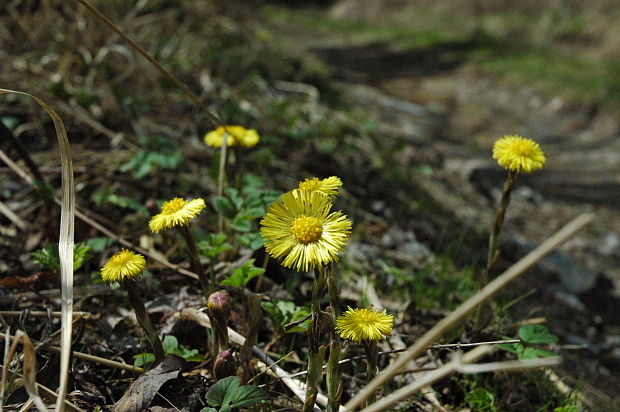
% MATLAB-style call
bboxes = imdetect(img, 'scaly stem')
[124,279,164,363]
[304,268,327,412]
[485,170,518,277]
[362,340,379,407]
[326,267,343,412]
[477,170,518,328]
[177,225,211,296]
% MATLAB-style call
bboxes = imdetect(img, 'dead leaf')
[112,356,186,412]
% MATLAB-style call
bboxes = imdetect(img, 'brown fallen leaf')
[112,356,186,412]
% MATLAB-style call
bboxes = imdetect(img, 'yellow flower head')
[149,197,206,233]
[101,249,146,283]
[260,189,351,272]
[492,135,546,173]
[204,126,260,148]
[298,176,343,199]
[335,307,394,342]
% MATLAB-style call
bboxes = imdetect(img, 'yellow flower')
[492,135,546,173]
[101,249,146,282]
[149,197,205,233]
[204,126,260,148]
[298,176,342,198]
[260,189,351,272]
[335,307,394,342]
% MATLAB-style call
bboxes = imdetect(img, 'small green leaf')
[206,376,240,407]
[519,325,558,344]
[464,388,496,411]
[199,408,218,412]
[519,347,559,360]
[221,259,265,288]
[230,216,252,232]
[133,353,155,367]
[86,237,114,252]
[162,335,179,353]
[229,384,269,408]
[213,197,236,219]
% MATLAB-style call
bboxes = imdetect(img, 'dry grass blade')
[344,212,594,411]
[0,89,75,412]
[0,330,48,412]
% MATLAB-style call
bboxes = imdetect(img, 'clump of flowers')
[298,176,342,199]
[260,178,351,411]
[100,249,145,283]
[101,250,164,363]
[204,125,260,148]
[492,134,545,173]
[149,197,205,233]
[335,307,394,342]
[260,189,351,272]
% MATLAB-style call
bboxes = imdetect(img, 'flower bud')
[207,290,231,320]
[213,349,237,380]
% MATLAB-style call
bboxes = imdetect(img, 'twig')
[345,212,594,411]
[359,346,562,412]
[0,332,145,374]
[0,311,90,319]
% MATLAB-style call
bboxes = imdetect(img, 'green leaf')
[32,241,92,274]
[519,347,559,360]
[133,352,155,367]
[518,325,558,344]
[85,237,114,252]
[498,342,524,354]
[199,408,218,412]
[229,384,269,408]
[220,259,265,288]
[206,376,240,408]
[213,196,236,219]
[162,335,180,354]
[464,388,496,412]
[197,233,233,259]
[230,216,252,232]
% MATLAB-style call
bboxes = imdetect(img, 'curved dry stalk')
[0,331,47,412]
[345,212,594,411]
[0,89,76,412]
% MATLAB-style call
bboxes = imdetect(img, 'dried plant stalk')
[0,89,75,412]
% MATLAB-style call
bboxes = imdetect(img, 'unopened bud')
[207,290,231,320]
[213,349,237,380]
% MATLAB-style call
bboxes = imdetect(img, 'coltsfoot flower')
[260,189,351,272]
[101,249,146,282]
[492,135,546,173]
[149,197,205,233]
[298,176,343,199]
[335,307,394,342]
[204,126,260,148]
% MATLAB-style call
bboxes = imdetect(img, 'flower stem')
[326,268,343,412]
[362,340,379,407]
[177,225,211,296]
[304,268,327,412]
[485,170,518,277]
[477,170,518,329]
[123,279,164,363]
